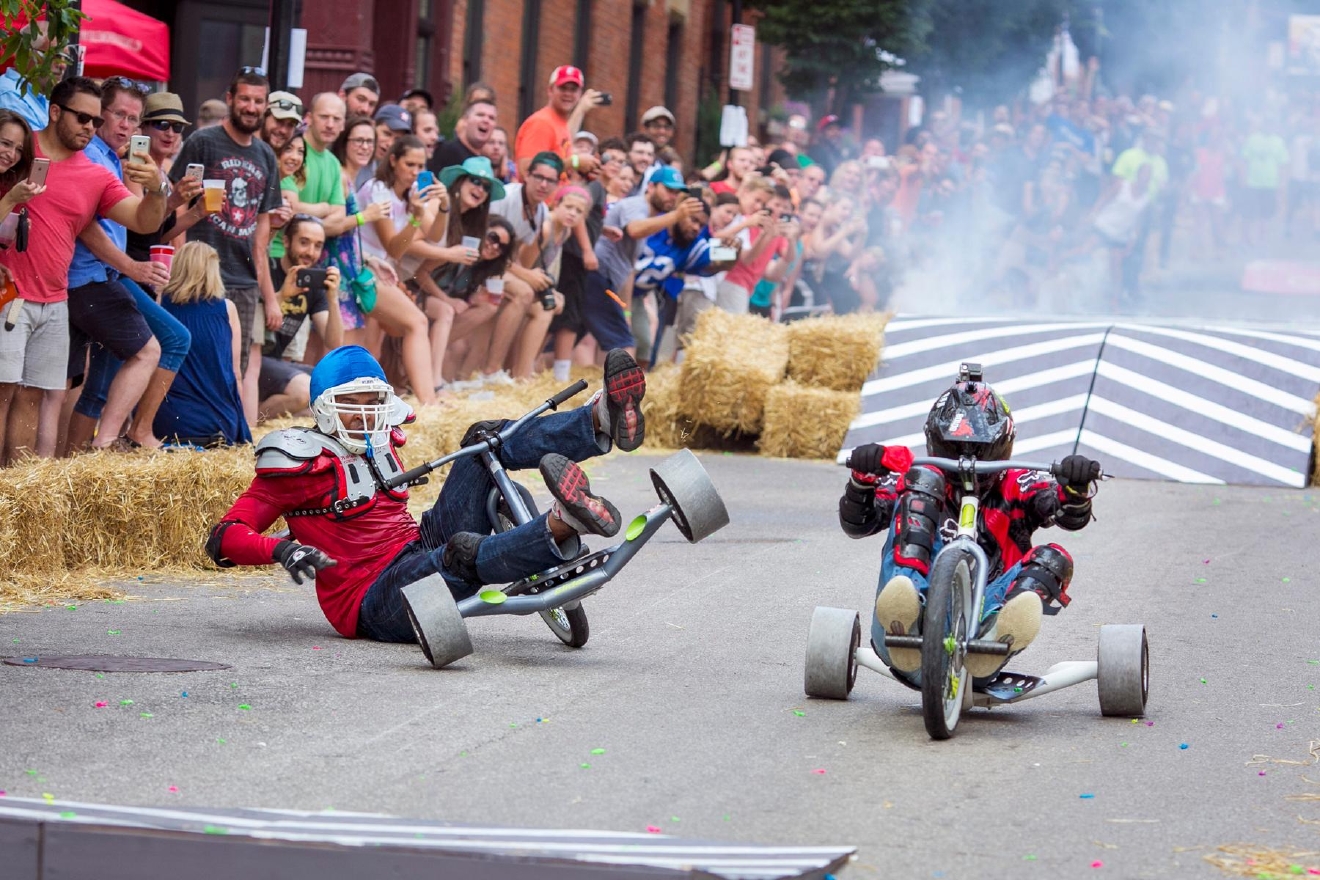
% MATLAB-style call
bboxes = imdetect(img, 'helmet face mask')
[312,376,393,454]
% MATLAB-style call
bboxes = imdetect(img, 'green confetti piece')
[1023,854,1037,861]
[95,674,104,679]
[478,589,506,605]
[670,816,681,822]
[509,722,517,728]
[140,713,153,719]
[626,514,647,541]
[1289,866,1305,875]
[1201,678,1208,684]
[1283,577,1291,583]
[202,825,229,835]
[106,630,121,635]
[237,704,251,710]
[722,814,731,821]
[65,605,76,610]
[459,750,467,757]
[216,738,226,744]
[580,763,591,769]
[1120,742,1128,747]
[59,811,77,819]
[120,699,133,706]
[792,710,805,717]
[25,770,37,776]
[590,748,606,755]
[230,683,238,688]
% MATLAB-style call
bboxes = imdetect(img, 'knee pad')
[442,531,486,585]
[1013,543,1074,613]
[892,467,946,576]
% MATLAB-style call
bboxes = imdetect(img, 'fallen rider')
[206,345,647,641]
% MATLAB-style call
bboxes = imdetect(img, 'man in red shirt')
[0,76,168,462]
[207,345,648,642]
[513,65,604,181]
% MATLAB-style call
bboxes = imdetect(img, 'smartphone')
[27,158,50,187]
[866,155,891,170]
[129,135,152,164]
[185,163,205,182]
[598,92,613,106]
[295,268,328,290]
[710,245,737,261]
[416,169,435,191]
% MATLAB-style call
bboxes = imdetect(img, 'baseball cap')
[549,66,584,88]
[341,72,381,95]
[649,165,688,192]
[373,103,413,132]
[142,92,190,126]
[641,105,676,126]
[573,130,599,147]
[266,91,303,121]
[399,87,434,109]
[817,114,841,132]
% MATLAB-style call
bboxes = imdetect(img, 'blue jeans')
[870,523,1021,669]
[75,278,191,420]
[357,405,608,642]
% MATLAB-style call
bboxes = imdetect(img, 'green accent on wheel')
[943,635,956,655]
[626,514,647,541]
[479,590,507,605]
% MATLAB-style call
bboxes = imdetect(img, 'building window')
[625,1,645,131]
[416,0,435,89]
[518,0,544,123]
[463,0,485,86]
[573,0,593,73]
[665,20,683,112]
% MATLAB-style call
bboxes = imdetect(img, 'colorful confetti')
[94,701,107,708]
[646,825,661,833]
[590,748,606,755]
[1179,743,1189,750]
[168,786,178,793]
[107,630,121,635]
[1080,793,1096,799]
[811,769,827,775]
[1091,861,1104,868]
[237,704,251,711]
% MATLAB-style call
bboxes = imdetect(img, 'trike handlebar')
[383,380,589,490]
[909,456,1109,481]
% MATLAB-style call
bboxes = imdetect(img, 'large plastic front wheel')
[921,547,976,740]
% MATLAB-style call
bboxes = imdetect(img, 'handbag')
[347,224,377,313]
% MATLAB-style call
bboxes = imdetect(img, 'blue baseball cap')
[373,103,413,133]
[649,165,688,193]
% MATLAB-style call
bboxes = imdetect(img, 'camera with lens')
[540,272,558,311]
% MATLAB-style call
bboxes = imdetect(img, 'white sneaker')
[875,575,922,673]
[481,369,515,387]
[967,591,1042,680]
[450,377,485,392]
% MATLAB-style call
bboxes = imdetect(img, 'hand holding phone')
[185,163,205,182]
[417,170,435,192]
[295,268,329,291]
[27,158,50,188]
[129,135,152,165]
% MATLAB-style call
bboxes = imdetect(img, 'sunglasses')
[464,176,491,192]
[147,120,187,133]
[57,104,103,128]
[238,66,266,76]
[484,230,509,247]
[104,75,151,96]
[269,98,303,114]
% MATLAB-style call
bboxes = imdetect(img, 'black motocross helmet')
[923,363,1016,463]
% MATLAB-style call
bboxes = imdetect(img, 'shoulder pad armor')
[255,427,347,475]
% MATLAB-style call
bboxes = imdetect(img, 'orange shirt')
[514,106,570,166]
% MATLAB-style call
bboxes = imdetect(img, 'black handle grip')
[388,463,433,490]
[548,379,588,409]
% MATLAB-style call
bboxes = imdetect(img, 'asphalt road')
[1,450,1317,878]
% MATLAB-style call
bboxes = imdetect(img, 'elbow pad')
[839,478,879,538]
[205,521,239,568]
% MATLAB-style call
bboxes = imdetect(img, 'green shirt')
[1241,133,1289,190]
[270,142,345,259]
[1111,147,1169,195]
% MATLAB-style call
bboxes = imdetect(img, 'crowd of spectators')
[1,38,1314,462]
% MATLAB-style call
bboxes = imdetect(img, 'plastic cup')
[202,179,225,212]
[149,245,174,271]
[461,235,480,251]
[486,277,504,304]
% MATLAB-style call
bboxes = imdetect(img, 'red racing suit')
[207,427,420,638]
[843,462,1093,582]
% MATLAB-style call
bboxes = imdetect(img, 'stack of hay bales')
[677,310,790,437]
[760,314,888,459]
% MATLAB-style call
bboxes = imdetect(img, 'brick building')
[125,0,787,165]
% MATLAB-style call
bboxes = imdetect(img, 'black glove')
[838,479,878,536]
[1056,455,1101,492]
[272,540,337,585]
[847,443,886,476]
[461,418,510,448]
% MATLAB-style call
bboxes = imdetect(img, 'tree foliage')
[0,0,86,94]
[745,0,933,110]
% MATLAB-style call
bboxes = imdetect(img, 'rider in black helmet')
[838,364,1102,686]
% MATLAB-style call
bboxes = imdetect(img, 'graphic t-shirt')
[170,125,283,287]
[633,227,714,299]
[265,260,329,359]
[0,138,131,303]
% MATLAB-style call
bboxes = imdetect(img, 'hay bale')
[679,310,788,435]
[759,382,861,460]
[0,458,74,575]
[786,313,890,392]
[641,363,692,450]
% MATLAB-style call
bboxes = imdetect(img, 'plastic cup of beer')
[486,277,504,304]
[149,245,174,271]
[202,179,226,212]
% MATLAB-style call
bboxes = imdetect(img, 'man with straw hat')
[206,344,647,642]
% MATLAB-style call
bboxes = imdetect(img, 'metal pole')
[267,0,296,91]
[728,0,741,107]
[62,0,83,81]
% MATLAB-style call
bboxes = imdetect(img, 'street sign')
[730,23,755,92]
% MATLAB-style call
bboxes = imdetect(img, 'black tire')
[488,483,590,648]
[921,547,976,740]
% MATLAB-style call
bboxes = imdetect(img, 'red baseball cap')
[549,66,584,88]
[817,114,841,132]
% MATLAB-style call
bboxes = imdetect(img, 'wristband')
[571,154,580,170]
[355,212,365,227]
[408,215,422,228]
